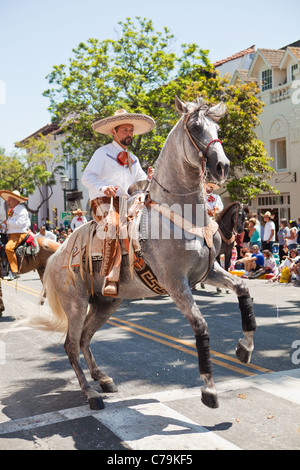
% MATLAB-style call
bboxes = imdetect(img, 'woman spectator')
[284,220,298,252]
[248,217,261,249]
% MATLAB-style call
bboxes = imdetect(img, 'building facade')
[19,124,90,229]
[216,41,300,226]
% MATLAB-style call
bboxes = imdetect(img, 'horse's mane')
[216,201,249,223]
[188,97,227,123]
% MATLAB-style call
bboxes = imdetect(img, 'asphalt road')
[0,272,299,451]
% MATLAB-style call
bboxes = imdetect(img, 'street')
[0,272,299,451]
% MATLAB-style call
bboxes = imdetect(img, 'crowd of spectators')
[232,212,300,284]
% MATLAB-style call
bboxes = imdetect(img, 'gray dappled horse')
[27,97,256,410]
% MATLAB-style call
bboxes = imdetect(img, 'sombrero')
[261,211,274,219]
[206,182,220,191]
[0,189,28,203]
[92,109,155,136]
[72,209,87,215]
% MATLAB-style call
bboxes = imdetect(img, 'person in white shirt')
[261,211,275,252]
[34,225,57,242]
[205,182,224,218]
[82,109,155,296]
[0,190,30,280]
[70,209,88,231]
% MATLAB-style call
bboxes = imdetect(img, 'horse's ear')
[175,96,188,115]
[207,102,227,122]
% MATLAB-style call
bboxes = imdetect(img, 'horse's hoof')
[100,380,118,393]
[201,390,219,409]
[88,396,105,410]
[235,341,252,364]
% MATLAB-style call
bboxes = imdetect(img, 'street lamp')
[60,174,70,211]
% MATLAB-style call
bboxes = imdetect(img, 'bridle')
[183,113,222,170]
[151,112,223,197]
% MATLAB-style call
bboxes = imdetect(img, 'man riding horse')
[82,108,155,296]
[0,189,31,281]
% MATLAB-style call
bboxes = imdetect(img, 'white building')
[215,40,300,225]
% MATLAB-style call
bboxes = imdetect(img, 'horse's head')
[236,204,249,234]
[175,96,230,185]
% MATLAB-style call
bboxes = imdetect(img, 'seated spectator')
[270,248,299,282]
[291,258,300,283]
[236,245,264,275]
[248,249,277,279]
[34,225,57,241]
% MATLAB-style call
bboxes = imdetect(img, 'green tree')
[43,16,276,202]
[0,136,64,217]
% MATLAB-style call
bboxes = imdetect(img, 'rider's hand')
[104,186,118,198]
[147,166,154,179]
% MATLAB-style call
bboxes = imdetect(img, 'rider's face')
[7,197,19,209]
[114,124,134,147]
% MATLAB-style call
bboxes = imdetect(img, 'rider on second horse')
[0,189,30,281]
[82,109,155,296]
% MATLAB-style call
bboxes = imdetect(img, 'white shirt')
[263,220,275,242]
[35,230,57,241]
[71,216,88,231]
[82,140,147,201]
[206,193,224,215]
[6,203,30,234]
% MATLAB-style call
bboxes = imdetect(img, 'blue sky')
[1,0,299,153]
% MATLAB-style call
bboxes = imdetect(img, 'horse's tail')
[20,251,69,334]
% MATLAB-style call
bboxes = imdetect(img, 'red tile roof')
[214,45,255,67]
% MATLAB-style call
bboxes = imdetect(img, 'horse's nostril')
[216,162,229,179]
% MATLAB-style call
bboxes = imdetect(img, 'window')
[291,63,298,81]
[261,69,272,91]
[272,139,287,171]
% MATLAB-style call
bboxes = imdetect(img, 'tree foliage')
[43,16,276,202]
[0,136,64,215]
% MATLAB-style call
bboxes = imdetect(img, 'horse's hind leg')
[205,261,256,363]
[63,297,106,410]
[80,295,122,394]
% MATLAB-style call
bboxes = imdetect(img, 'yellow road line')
[110,316,272,374]
[2,280,273,376]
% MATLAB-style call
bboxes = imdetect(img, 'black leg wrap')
[195,334,213,375]
[238,294,256,332]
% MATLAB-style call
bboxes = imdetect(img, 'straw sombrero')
[0,189,28,203]
[72,209,87,215]
[206,182,220,191]
[92,109,155,136]
[261,211,274,219]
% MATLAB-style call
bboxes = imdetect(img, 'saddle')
[63,186,218,296]
[15,234,40,257]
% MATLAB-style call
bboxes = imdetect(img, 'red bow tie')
[77,217,82,221]
[117,151,133,167]
[207,195,215,202]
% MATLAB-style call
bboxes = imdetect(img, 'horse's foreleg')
[205,262,256,363]
[167,279,218,409]
[80,295,122,393]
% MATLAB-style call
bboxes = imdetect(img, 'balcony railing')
[270,84,291,104]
